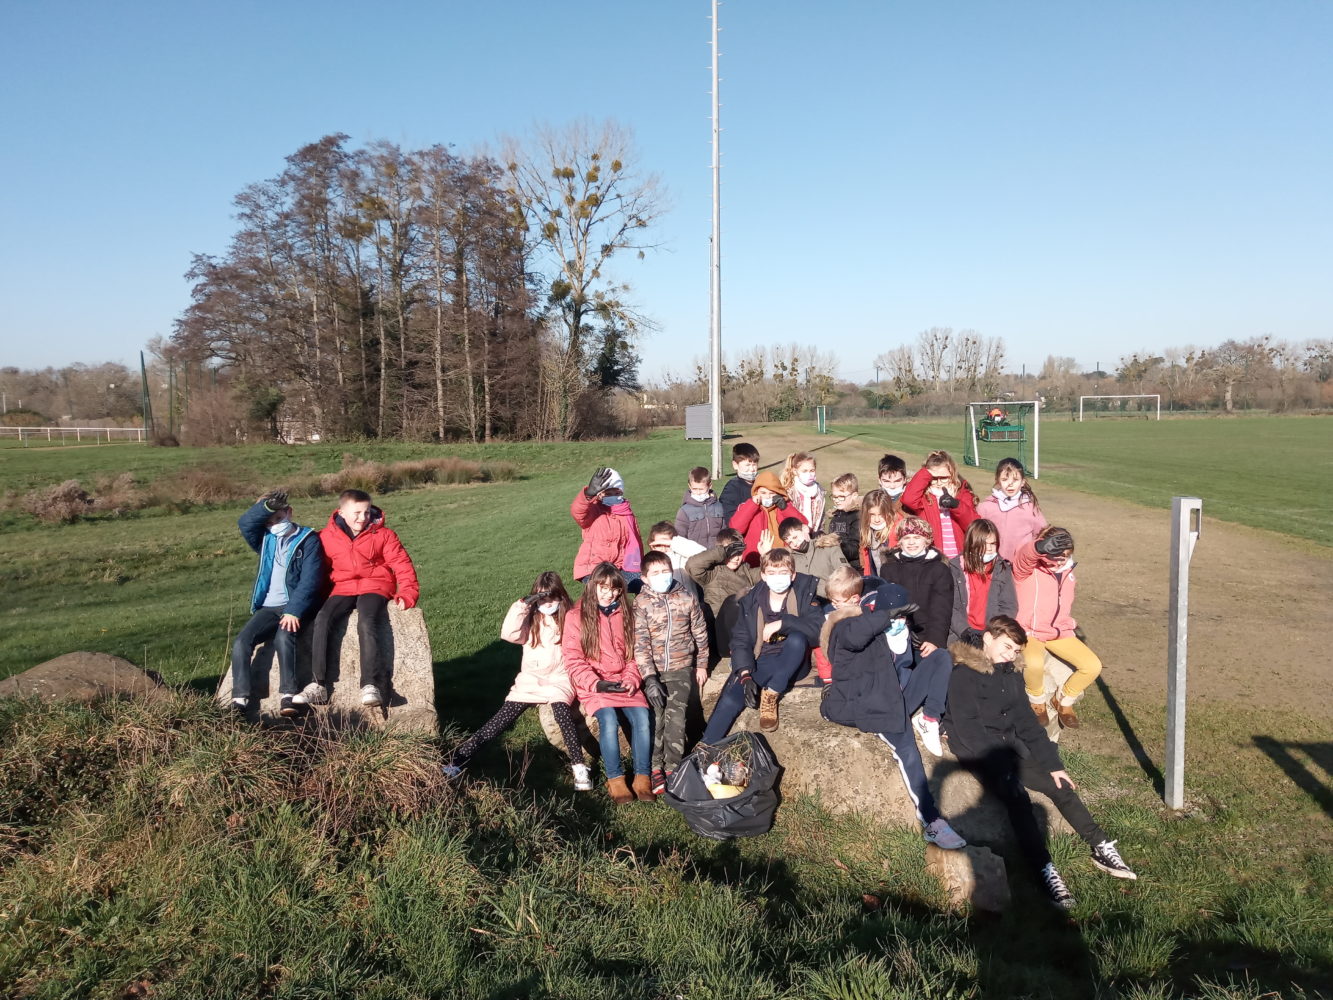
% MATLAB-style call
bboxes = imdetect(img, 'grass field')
[1,420,1330,998]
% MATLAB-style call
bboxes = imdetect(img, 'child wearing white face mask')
[976,457,1048,563]
[948,519,1018,646]
[675,467,727,548]
[698,548,824,741]
[780,451,826,532]
[228,490,326,718]
[634,551,711,794]
[443,572,591,790]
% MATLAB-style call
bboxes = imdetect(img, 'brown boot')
[759,689,780,732]
[606,776,632,805]
[1030,699,1050,726]
[631,774,655,802]
[1054,697,1080,729]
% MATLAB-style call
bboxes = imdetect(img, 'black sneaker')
[230,697,249,715]
[279,695,299,717]
[1040,863,1076,909]
[1091,840,1137,880]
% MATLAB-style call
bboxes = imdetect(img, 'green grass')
[1,424,1331,998]
[832,413,1333,547]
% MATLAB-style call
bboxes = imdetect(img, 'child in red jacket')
[297,489,420,709]
[902,450,978,560]
[570,467,644,586]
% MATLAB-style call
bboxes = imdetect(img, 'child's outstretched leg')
[443,701,528,778]
[878,732,965,850]
[1041,637,1102,729]
[549,702,592,791]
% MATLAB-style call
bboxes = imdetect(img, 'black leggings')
[450,701,586,768]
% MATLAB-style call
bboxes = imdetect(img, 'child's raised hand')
[757,530,774,555]
[585,467,613,497]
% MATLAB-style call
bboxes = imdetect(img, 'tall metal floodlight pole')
[1165,496,1202,809]
[708,0,723,479]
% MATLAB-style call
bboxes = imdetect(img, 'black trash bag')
[663,731,782,840]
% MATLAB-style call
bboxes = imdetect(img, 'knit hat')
[898,516,933,540]
[602,468,625,491]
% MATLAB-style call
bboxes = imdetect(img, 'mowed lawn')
[1,424,1331,998]
[835,413,1333,548]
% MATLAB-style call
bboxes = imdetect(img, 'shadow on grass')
[1095,674,1165,798]
[1253,735,1333,818]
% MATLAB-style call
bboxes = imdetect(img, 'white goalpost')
[1078,394,1161,421]
[963,400,1040,479]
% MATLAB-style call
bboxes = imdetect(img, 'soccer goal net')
[1077,394,1161,420]
[963,401,1040,479]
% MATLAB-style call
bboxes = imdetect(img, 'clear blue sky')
[2,0,1329,383]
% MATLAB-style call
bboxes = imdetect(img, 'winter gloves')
[1036,530,1075,557]
[260,489,290,512]
[641,674,667,710]
[595,680,629,694]
[585,467,614,497]
[739,672,760,710]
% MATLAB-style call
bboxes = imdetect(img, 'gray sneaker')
[360,685,383,707]
[923,818,966,850]
[292,682,328,706]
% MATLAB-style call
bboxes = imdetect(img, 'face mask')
[738,468,756,482]
[690,490,710,502]
[869,519,886,532]
[899,543,927,559]
[982,552,997,564]
[884,487,904,499]
[798,472,816,486]
[759,495,775,508]
[268,519,293,536]
[887,619,908,636]
[792,540,810,553]
[647,574,673,594]
[538,602,560,616]
[601,495,625,506]
[765,573,792,593]
[886,619,911,654]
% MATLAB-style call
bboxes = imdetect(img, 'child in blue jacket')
[229,490,326,716]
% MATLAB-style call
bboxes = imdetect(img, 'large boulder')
[699,649,1075,852]
[926,843,1011,914]
[217,603,437,734]
[0,652,168,704]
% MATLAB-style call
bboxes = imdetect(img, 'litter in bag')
[664,730,782,840]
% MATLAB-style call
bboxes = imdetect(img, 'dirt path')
[748,427,1333,721]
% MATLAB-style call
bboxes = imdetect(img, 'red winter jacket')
[902,467,979,554]
[729,471,808,567]
[1011,538,1077,641]
[570,489,644,580]
[319,507,420,608]
[562,600,647,715]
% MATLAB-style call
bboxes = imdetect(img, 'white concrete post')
[1165,496,1202,809]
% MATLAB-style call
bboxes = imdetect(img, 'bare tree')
[503,120,665,438]
[916,327,952,390]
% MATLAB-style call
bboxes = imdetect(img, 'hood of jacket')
[949,639,995,674]
[889,546,940,564]
[751,469,786,499]
[819,604,861,651]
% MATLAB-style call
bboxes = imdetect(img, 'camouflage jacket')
[633,581,710,677]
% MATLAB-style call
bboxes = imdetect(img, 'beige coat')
[500,600,576,704]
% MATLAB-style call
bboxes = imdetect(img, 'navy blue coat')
[727,572,824,676]
[238,501,327,619]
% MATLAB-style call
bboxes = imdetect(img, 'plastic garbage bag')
[664,731,782,840]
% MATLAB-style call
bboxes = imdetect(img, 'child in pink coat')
[976,458,1048,563]
[562,563,652,805]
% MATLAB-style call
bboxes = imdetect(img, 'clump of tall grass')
[20,479,93,524]
[319,453,517,495]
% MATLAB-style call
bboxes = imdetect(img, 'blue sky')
[2,0,1329,383]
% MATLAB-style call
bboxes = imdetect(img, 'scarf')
[991,489,1023,513]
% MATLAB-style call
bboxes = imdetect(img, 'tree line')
[163,121,661,443]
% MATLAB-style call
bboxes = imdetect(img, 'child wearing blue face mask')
[948,519,1018,647]
[634,551,711,794]
[228,490,326,717]
[819,568,966,851]
[571,466,644,588]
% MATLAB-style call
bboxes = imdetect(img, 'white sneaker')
[571,764,593,791]
[360,685,383,707]
[913,711,944,757]
[923,818,966,850]
[292,682,328,706]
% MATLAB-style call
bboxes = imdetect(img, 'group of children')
[229,442,1132,909]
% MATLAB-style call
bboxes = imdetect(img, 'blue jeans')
[894,646,953,721]
[594,706,651,780]
[701,631,810,745]
[230,604,299,699]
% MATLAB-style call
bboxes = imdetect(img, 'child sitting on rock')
[229,490,326,717]
[443,572,591,791]
[634,551,710,794]
[945,616,1136,909]
[819,567,965,850]
[297,489,419,709]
